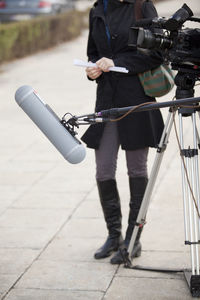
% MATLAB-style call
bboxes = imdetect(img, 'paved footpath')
[0,0,200,299]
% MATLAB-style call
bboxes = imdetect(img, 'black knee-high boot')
[94,179,123,259]
[110,177,148,264]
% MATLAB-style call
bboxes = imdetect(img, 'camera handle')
[124,70,200,297]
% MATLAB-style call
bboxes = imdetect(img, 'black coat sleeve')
[86,8,103,82]
[87,9,100,63]
[113,0,164,74]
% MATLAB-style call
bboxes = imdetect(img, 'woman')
[81,0,164,264]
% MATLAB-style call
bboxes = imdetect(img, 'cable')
[110,101,156,122]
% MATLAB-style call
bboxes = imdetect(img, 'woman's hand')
[96,57,115,72]
[86,65,102,80]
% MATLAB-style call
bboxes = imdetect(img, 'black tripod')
[123,66,200,297]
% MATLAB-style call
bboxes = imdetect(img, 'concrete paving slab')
[4,288,104,300]
[15,260,118,292]
[104,276,193,300]
[11,191,86,210]
[57,218,107,239]
[141,209,185,252]
[0,248,38,275]
[0,186,27,204]
[84,187,102,201]
[0,275,19,296]
[73,199,104,219]
[38,237,108,263]
[0,172,45,187]
[35,176,94,193]
[0,208,71,229]
[0,205,13,216]
[0,227,57,249]
[13,139,65,163]
[0,160,56,173]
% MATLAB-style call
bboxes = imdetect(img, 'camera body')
[129,4,200,69]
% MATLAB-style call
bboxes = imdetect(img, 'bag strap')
[134,0,146,21]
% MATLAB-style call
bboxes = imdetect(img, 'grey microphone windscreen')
[15,85,86,164]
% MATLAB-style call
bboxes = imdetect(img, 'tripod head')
[172,63,200,99]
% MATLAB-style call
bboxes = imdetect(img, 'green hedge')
[0,0,163,64]
[0,10,88,64]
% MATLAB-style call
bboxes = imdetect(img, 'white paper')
[74,59,129,73]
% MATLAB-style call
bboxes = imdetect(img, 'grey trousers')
[95,122,149,181]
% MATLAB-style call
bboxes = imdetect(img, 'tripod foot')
[119,247,133,268]
[184,270,200,297]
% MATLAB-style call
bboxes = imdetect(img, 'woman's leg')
[95,121,120,181]
[111,148,148,264]
[126,148,149,179]
[94,122,123,259]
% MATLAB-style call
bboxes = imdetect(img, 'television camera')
[129,3,200,99]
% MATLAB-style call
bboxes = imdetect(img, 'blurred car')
[0,0,75,22]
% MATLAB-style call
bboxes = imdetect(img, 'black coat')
[81,0,164,150]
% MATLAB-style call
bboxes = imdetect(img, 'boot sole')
[94,247,119,259]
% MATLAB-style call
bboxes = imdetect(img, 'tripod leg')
[178,113,190,246]
[179,112,200,274]
[178,110,200,296]
[127,110,175,261]
[195,113,200,240]
[191,113,200,274]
